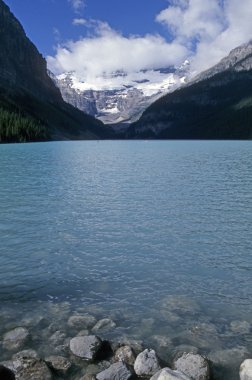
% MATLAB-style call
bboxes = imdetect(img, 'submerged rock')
[3,327,29,351]
[151,367,191,380]
[96,362,133,380]
[12,350,38,360]
[230,321,251,335]
[92,318,116,332]
[45,355,72,375]
[3,358,52,380]
[173,353,210,380]
[240,359,252,380]
[134,349,161,376]
[70,335,102,359]
[68,314,96,330]
[49,330,66,346]
[115,345,136,366]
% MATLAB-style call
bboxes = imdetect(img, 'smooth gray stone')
[134,349,161,376]
[96,362,133,380]
[151,367,191,380]
[70,335,102,359]
[173,353,210,380]
[240,359,252,380]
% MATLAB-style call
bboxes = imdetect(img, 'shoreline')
[1,304,251,380]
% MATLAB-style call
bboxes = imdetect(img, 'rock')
[49,330,66,346]
[12,350,38,360]
[231,321,251,334]
[115,346,136,366]
[9,358,52,380]
[77,330,89,336]
[172,346,199,361]
[161,296,200,315]
[150,367,191,380]
[151,335,173,349]
[115,338,143,354]
[209,346,249,367]
[240,359,252,380]
[0,365,16,380]
[173,353,210,380]
[45,355,71,376]
[68,315,96,330]
[85,364,102,375]
[96,362,133,380]
[3,327,29,351]
[92,318,116,332]
[134,349,161,376]
[70,335,102,359]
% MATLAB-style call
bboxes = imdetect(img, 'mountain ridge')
[0,0,112,142]
[126,40,252,140]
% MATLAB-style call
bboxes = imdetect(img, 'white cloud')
[47,21,188,89]
[72,18,87,26]
[156,0,252,73]
[68,0,85,13]
[48,0,252,91]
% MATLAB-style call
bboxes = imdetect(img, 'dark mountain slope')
[127,42,252,140]
[0,0,112,142]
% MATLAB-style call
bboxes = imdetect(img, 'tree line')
[0,107,50,143]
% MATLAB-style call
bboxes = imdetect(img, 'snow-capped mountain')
[50,61,190,128]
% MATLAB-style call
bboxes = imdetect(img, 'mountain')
[0,0,112,142]
[126,41,252,140]
[51,62,190,129]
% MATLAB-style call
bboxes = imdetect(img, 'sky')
[4,0,252,90]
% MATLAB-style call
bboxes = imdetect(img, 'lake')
[0,140,252,379]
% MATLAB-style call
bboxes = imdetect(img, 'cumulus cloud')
[156,0,252,73]
[47,21,188,85]
[68,0,85,13]
[48,0,252,90]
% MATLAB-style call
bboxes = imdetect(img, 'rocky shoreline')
[1,311,252,380]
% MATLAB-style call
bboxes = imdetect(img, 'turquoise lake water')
[0,140,252,379]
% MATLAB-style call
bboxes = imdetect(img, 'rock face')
[127,40,252,140]
[96,362,133,380]
[150,368,191,380]
[69,335,102,359]
[0,0,111,141]
[51,64,190,127]
[173,353,210,380]
[134,349,161,377]
[240,359,252,380]
[3,327,29,351]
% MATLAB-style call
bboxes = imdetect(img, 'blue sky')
[4,0,252,89]
[4,0,170,57]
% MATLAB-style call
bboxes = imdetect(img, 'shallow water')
[0,141,252,379]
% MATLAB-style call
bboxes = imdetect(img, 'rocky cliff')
[127,41,252,140]
[51,63,190,128]
[0,0,112,141]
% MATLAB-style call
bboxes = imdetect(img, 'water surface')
[0,141,251,379]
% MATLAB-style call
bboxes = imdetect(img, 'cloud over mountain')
[48,0,252,89]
